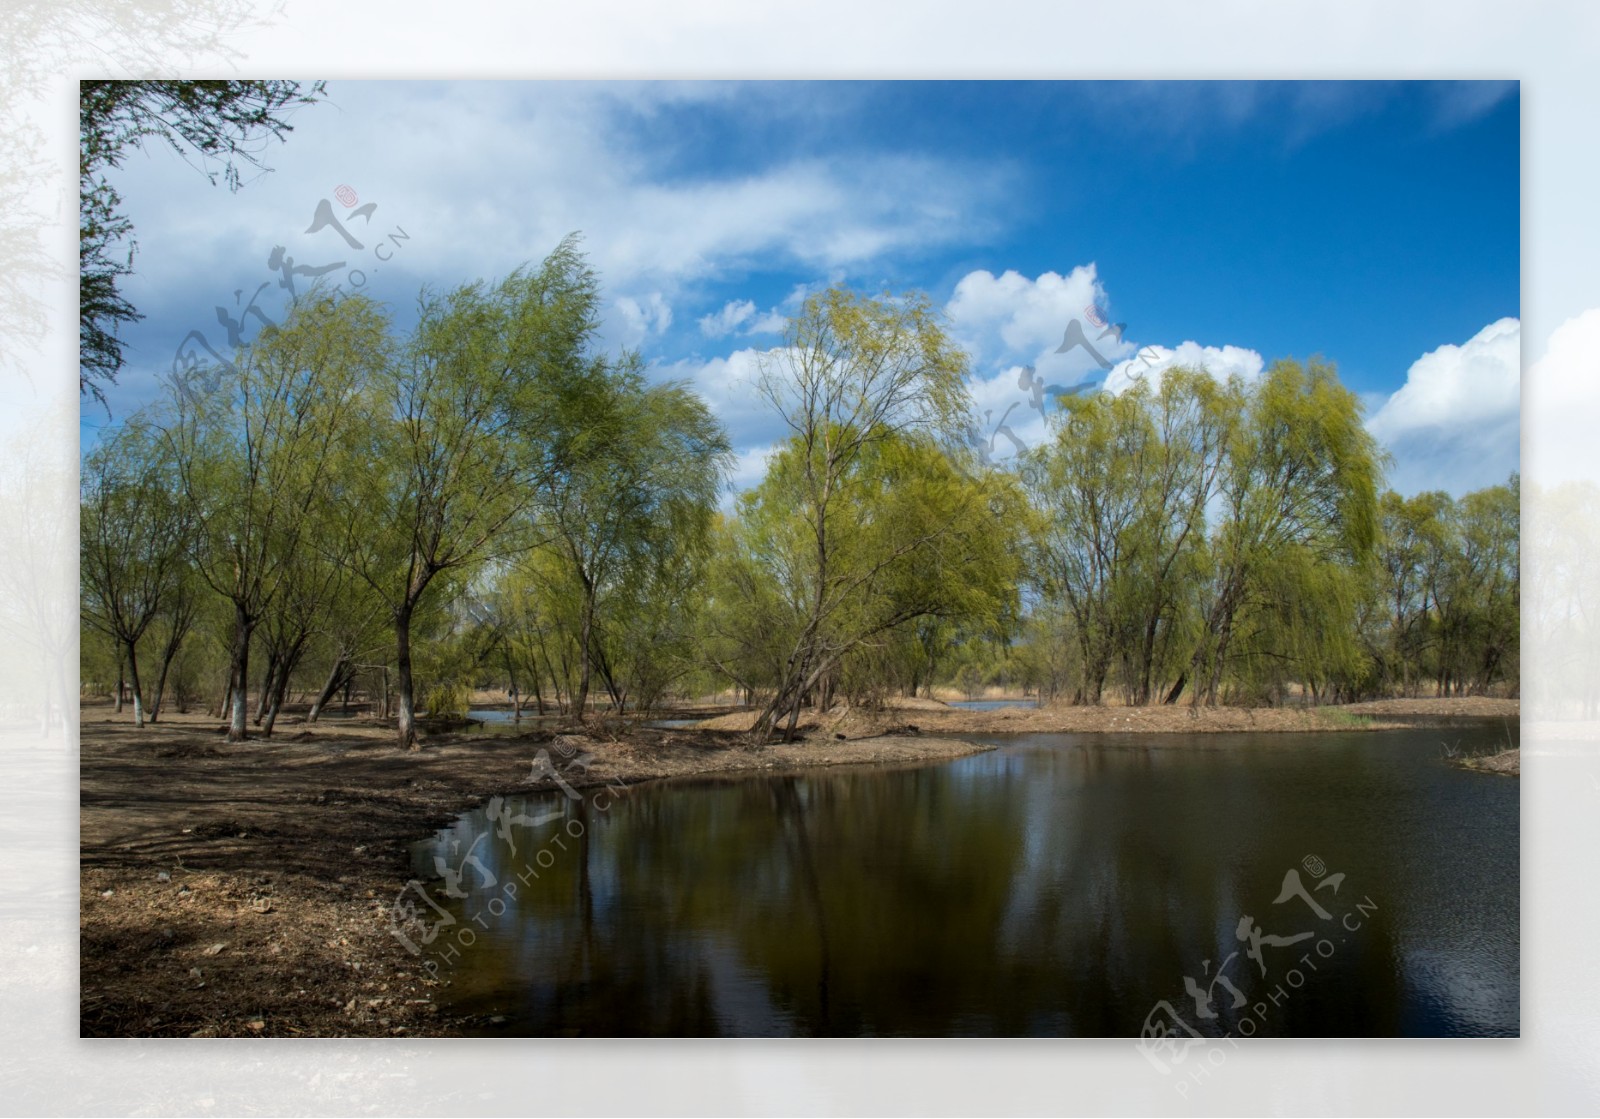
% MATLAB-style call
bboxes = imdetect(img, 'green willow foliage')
[1010,361,1515,706]
[80,269,1519,743]
[83,242,730,747]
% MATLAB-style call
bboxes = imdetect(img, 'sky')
[84,79,1522,497]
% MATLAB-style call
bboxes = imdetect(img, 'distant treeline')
[81,241,1518,746]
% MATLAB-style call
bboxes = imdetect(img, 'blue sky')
[85,80,1521,495]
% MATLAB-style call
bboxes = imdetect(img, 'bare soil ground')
[78,707,988,1037]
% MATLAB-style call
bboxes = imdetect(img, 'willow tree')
[746,287,976,742]
[1023,383,1161,704]
[533,368,730,718]
[1375,489,1454,693]
[744,427,1022,742]
[1173,358,1380,705]
[1023,369,1232,705]
[1434,476,1520,695]
[80,417,192,727]
[697,513,792,708]
[169,293,388,741]
[340,239,603,749]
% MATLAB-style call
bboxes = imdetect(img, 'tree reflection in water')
[412,727,1518,1037]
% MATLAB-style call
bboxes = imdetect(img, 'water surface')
[409,724,1518,1037]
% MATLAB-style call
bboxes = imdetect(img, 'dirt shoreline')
[80,694,1517,1037]
[691,694,1520,736]
[79,713,991,1037]
[1452,748,1521,776]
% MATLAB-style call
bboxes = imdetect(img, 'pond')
[948,698,1037,711]
[407,724,1518,1037]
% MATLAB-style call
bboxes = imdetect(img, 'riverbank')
[691,694,1520,736]
[78,711,991,1037]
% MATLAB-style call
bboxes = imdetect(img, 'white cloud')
[724,443,778,504]
[744,309,788,335]
[612,292,673,349]
[699,299,756,338]
[966,364,1052,463]
[699,298,788,339]
[112,82,1012,337]
[1367,317,1520,494]
[1104,341,1266,394]
[961,342,1267,465]
[945,266,1137,388]
[944,267,1275,462]
[656,346,788,451]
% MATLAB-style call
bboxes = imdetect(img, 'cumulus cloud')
[699,299,756,338]
[699,299,787,339]
[957,341,1268,466]
[744,309,788,335]
[943,266,1275,463]
[1366,317,1521,495]
[1103,341,1266,394]
[612,292,673,349]
[965,364,1052,464]
[946,265,1134,378]
[655,346,789,454]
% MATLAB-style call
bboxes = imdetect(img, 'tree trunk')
[148,594,197,724]
[505,656,521,723]
[148,631,183,724]
[149,662,167,724]
[307,654,349,724]
[254,653,280,725]
[754,623,821,744]
[395,605,418,749]
[124,639,146,728]
[114,655,125,714]
[1135,615,1161,707]
[226,603,253,742]
[1163,669,1187,704]
[593,640,622,711]
[261,639,303,737]
[574,587,595,723]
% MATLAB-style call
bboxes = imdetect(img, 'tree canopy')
[80,260,1519,746]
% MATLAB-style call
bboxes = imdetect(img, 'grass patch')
[1315,708,1374,729]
